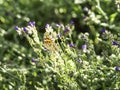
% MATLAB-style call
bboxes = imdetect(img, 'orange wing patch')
[44,38,53,44]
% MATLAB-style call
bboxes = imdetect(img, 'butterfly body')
[44,38,53,44]
[43,31,58,52]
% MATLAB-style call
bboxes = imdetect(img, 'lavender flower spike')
[28,21,35,26]
[69,43,74,48]
[70,20,75,25]
[112,41,118,45]
[82,44,87,52]
[14,26,19,30]
[101,28,105,33]
[45,24,50,28]
[64,27,70,33]
[32,58,36,62]
[115,66,120,71]
[23,27,27,32]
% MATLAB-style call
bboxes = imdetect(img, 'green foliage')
[0,0,120,90]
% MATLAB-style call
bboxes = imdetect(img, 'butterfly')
[43,31,58,52]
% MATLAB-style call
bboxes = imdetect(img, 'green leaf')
[110,13,118,23]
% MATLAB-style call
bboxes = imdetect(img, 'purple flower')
[28,21,35,26]
[23,27,27,32]
[32,58,36,62]
[101,28,105,33]
[70,20,75,25]
[82,44,87,52]
[83,7,88,12]
[69,43,74,48]
[56,24,61,27]
[115,66,120,71]
[63,27,70,33]
[82,44,87,50]
[14,26,19,30]
[77,59,82,63]
[112,41,118,45]
[57,33,62,38]
[45,24,50,28]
